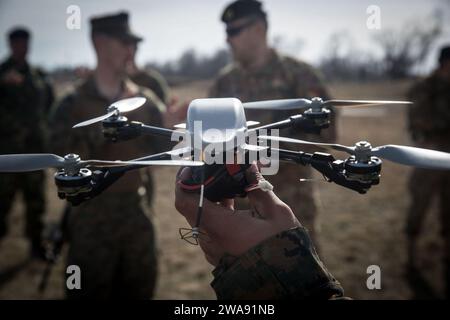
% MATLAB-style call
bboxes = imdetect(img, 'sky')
[0,0,448,71]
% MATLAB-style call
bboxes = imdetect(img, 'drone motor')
[53,154,93,198]
[343,157,381,184]
[343,142,381,184]
[302,107,331,128]
[302,97,330,128]
[102,115,129,141]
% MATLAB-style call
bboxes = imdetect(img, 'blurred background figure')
[50,12,167,299]
[406,45,450,298]
[0,27,54,260]
[127,41,171,207]
[209,0,336,246]
[128,42,170,104]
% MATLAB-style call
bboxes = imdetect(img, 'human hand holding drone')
[175,162,300,260]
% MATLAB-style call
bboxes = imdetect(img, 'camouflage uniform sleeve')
[208,65,235,98]
[36,68,55,114]
[291,61,331,100]
[407,81,425,142]
[211,226,345,299]
[44,80,55,115]
[208,77,222,98]
[40,71,55,152]
[147,69,170,105]
[407,75,450,143]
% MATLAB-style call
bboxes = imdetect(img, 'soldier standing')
[50,12,167,299]
[209,0,336,244]
[0,27,54,259]
[406,45,450,297]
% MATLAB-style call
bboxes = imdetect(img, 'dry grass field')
[0,79,445,299]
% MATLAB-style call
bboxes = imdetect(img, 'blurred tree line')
[320,11,443,81]
[145,48,231,85]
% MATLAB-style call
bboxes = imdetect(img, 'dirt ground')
[0,79,445,299]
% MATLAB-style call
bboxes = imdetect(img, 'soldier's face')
[9,38,29,61]
[97,35,134,74]
[226,18,262,63]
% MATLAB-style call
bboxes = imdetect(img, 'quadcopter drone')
[1,96,450,243]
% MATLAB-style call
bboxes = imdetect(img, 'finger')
[219,198,235,210]
[176,166,191,183]
[257,159,271,168]
[245,162,262,185]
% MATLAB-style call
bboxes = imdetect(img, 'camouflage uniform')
[131,68,170,104]
[407,70,450,295]
[0,56,54,253]
[209,49,336,243]
[50,75,166,299]
[211,226,344,299]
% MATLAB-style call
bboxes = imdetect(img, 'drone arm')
[271,148,373,194]
[249,114,323,135]
[62,148,194,205]
[120,151,181,173]
[273,148,312,166]
[105,122,180,141]
[308,154,373,194]
[249,117,296,133]
[61,168,125,206]
[141,124,180,137]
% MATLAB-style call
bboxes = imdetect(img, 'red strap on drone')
[178,176,215,190]
[226,163,241,176]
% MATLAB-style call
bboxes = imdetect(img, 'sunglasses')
[226,19,258,38]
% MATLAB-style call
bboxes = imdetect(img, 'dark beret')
[221,0,266,23]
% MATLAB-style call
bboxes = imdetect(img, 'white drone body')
[187,98,247,152]
[173,98,263,159]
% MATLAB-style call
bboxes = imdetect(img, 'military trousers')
[65,191,157,299]
[0,171,45,247]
